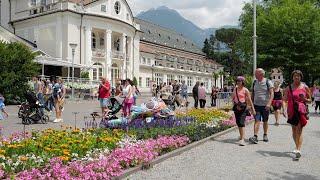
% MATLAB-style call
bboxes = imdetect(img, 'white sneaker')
[239,139,245,146]
[292,149,298,154]
[296,150,301,159]
[53,118,63,123]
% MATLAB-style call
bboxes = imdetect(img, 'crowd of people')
[152,79,233,109]
[98,78,140,118]
[32,76,66,123]
[0,67,318,161]
[231,68,314,161]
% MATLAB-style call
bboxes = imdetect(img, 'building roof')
[0,26,37,48]
[68,0,95,5]
[135,18,205,55]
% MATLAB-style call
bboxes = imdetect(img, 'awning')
[35,55,87,68]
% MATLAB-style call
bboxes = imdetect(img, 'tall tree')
[215,28,241,54]
[237,0,320,83]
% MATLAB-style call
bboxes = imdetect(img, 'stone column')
[163,74,167,85]
[121,33,127,79]
[84,26,92,78]
[106,29,112,81]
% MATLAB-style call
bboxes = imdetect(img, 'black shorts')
[234,109,246,127]
[254,105,270,122]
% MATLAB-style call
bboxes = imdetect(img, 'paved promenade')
[129,112,320,180]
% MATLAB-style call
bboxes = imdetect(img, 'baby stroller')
[160,92,176,110]
[99,97,124,128]
[18,91,49,125]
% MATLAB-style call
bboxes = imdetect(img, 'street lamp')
[253,0,257,78]
[69,43,78,100]
[151,64,155,82]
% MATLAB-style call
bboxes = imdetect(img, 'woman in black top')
[272,81,284,126]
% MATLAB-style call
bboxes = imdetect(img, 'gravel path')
[128,112,320,180]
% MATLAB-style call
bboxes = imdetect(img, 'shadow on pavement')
[266,171,320,180]
[215,138,238,145]
[256,150,292,158]
[309,113,320,118]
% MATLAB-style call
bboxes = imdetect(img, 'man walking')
[249,68,274,144]
[181,81,188,105]
[192,81,200,108]
[98,77,111,115]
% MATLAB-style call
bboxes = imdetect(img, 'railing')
[212,92,233,109]
[92,49,106,58]
[112,51,124,60]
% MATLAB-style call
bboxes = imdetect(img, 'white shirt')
[123,84,132,98]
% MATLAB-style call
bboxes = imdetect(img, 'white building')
[0,0,223,92]
[137,19,223,93]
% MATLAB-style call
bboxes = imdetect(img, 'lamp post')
[151,64,155,81]
[69,43,78,100]
[253,0,257,78]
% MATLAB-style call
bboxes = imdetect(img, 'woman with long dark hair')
[283,70,311,159]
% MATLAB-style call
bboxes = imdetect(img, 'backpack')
[252,79,271,101]
[53,84,61,98]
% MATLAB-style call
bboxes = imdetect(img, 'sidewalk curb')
[115,119,255,180]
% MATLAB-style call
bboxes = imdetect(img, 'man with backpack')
[249,68,274,144]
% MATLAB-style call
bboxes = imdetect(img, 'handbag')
[233,88,247,112]
[287,85,300,126]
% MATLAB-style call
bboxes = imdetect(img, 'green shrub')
[0,41,39,104]
[80,71,89,79]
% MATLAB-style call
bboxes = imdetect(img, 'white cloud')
[127,0,250,28]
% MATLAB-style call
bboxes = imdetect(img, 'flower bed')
[4,136,189,180]
[0,108,243,179]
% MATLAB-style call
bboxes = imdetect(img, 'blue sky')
[127,0,250,29]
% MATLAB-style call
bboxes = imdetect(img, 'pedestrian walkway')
[129,113,320,180]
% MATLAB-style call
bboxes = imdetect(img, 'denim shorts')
[254,105,270,122]
[99,98,110,108]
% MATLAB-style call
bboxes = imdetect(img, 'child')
[0,94,8,120]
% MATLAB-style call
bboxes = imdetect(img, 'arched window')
[92,63,103,80]
[92,32,96,49]
[114,1,121,14]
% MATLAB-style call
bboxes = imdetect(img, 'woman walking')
[272,81,284,126]
[122,79,134,117]
[232,76,255,146]
[312,85,320,114]
[198,82,206,108]
[283,70,311,159]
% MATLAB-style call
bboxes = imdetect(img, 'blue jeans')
[37,93,45,113]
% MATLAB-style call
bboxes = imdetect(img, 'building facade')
[137,19,223,93]
[1,0,223,93]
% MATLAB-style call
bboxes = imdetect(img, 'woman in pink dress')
[283,70,311,160]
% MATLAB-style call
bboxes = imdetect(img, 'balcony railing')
[92,49,106,58]
[29,3,58,15]
[112,51,125,60]
[155,54,166,60]
[187,59,195,65]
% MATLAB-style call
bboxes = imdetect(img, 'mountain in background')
[136,6,239,49]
